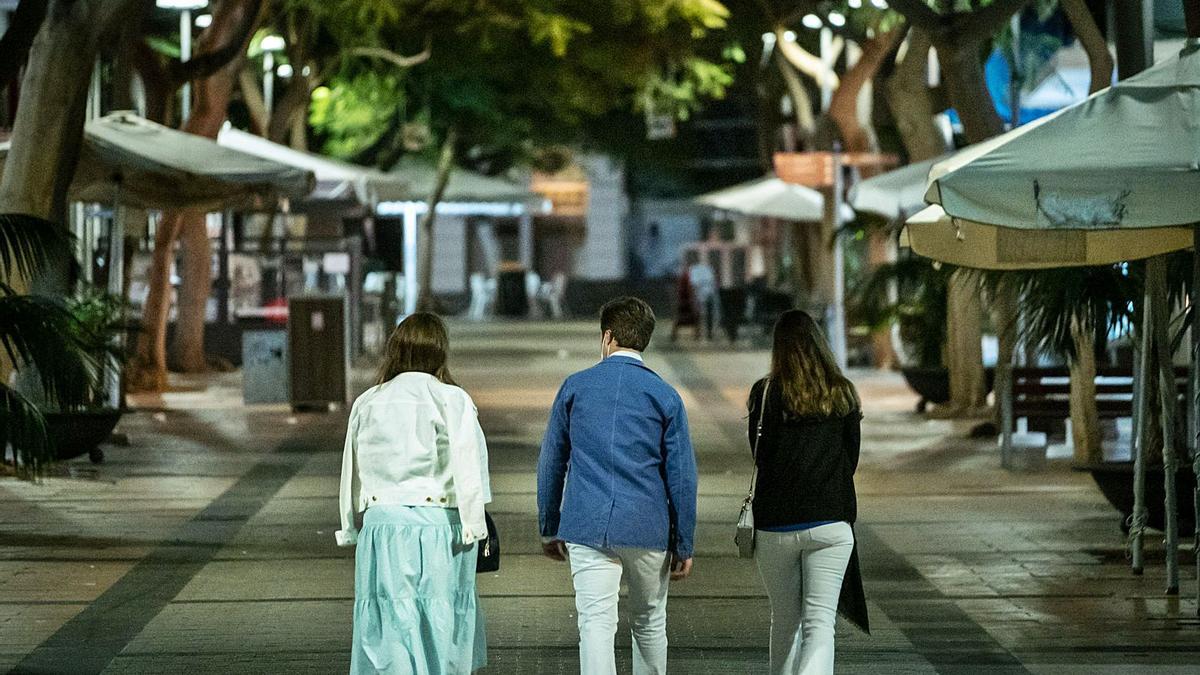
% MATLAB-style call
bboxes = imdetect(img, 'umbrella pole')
[1148,255,1180,594]
[1193,228,1200,614]
[1131,292,1151,575]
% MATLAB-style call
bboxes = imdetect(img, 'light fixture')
[828,12,846,27]
[848,0,862,7]
[155,0,207,9]
[277,64,294,78]
[302,65,312,77]
[802,14,823,29]
[260,34,286,52]
[783,30,797,42]
[194,13,211,28]
[870,0,888,8]
[761,32,777,45]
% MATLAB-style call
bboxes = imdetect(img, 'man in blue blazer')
[538,296,698,675]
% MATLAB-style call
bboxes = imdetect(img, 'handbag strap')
[747,378,770,501]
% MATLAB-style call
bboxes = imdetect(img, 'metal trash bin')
[288,296,349,410]
[495,263,528,317]
[239,310,290,405]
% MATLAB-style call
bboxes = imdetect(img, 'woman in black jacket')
[748,309,867,675]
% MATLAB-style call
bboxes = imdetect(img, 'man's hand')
[670,554,693,581]
[542,539,568,561]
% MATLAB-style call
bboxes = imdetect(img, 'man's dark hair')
[600,296,656,351]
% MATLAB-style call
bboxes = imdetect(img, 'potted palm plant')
[855,252,955,411]
[41,289,128,464]
[2,215,110,478]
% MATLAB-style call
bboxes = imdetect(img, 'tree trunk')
[991,284,1018,421]
[941,269,987,415]
[266,73,312,145]
[130,0,260,386]
[885,29,946,163]
[127,213,182,392]
[0,0,139,227]
[415,127,457,313]
[172,212,212,371]
[828,30,902,158]
[1061,0,1114,93]
[1059,0,1110,462]
[1069,321,1102,463]
[774,51,815,145]
[829,29,902,369]
[938,41,1005,143]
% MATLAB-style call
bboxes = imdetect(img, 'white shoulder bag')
[735,379,770,559]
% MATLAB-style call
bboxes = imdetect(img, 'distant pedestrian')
[538,296,699,675]
[336,313,491,674]
[748,310,869,675]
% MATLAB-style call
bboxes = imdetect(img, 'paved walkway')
[2,321,1198,673]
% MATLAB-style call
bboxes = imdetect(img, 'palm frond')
[974,265,1139,363]
[0,213,71,281]
[853,254,953,367]
[0,285,102,409]
[0,383,51,479]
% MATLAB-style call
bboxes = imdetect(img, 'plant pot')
[901,366,951,408]
[1079,461,1196,536]
[901,366,996,413]
[42,409,122,464]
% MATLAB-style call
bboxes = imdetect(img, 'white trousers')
[566,544,671,675]
[755,522,854,675]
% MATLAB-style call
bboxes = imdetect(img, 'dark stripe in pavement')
[659,350,745,448]
[13,436,327,675]
[855,525,1032,674]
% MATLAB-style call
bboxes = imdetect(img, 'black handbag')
[476,512,499,573]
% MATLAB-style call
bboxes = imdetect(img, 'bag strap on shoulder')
[747,378,770,501]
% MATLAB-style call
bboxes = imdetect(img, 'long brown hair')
[376,312,456,385]
[766,309,859,417]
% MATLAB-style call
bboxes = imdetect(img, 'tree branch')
[348,39,433,69]
[165,0,265,85]
[1060,0,1113,93]
[774,27,840,91]
[886,0,946,30]
[0,0,49,86]
[949,0,1031,44]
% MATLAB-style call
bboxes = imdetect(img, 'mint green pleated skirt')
[351,505,487,674]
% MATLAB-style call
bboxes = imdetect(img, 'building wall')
[432,215,467,294]
[572,154,628,281]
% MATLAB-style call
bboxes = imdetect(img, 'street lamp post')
[157,0,209,123]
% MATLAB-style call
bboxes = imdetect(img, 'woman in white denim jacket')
[337,312,491,674]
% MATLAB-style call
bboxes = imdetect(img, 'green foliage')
[854,253,952,368]
[0,215,111,479]
[307,0,736,170]
[310,71,408,159]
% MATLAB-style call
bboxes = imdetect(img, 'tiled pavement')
[2,320,1198,673]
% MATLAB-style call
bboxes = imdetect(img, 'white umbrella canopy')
[386,156,537,204]
[696,175,852,222]
[922,42,1200,236]
[848,155,947,220]
[216,127,409,204]
[0,113,315,211]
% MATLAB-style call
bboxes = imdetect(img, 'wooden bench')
[999,365,1188,464]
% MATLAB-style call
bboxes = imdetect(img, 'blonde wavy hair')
[767,310,860,417]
